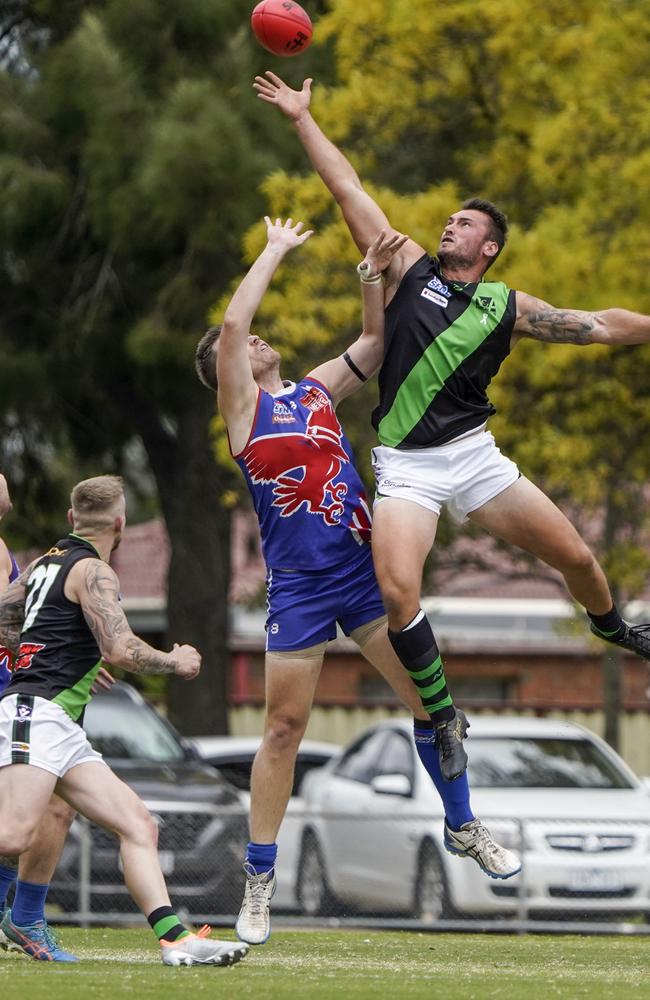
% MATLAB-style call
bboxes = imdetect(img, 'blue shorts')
[265,546,385,652]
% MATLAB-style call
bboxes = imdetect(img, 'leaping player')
[195,217,520,948]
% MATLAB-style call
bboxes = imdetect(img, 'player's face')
[247,335,281,379]
[437,210,497,270]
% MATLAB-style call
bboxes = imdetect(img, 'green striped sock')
[148,906,189,943]
[389,612,454,722]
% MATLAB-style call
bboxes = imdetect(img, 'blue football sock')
[245,841,277,875]
[12,880,49,926]
[413,720,474,830]
[0,864,16,910]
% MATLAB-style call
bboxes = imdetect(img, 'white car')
[190,736,339,909]
[294,717,650,921]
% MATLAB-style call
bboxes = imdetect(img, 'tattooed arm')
[0,563,34,653]
[68,559,201,679]
[513,292,650,347]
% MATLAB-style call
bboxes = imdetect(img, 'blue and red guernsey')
[0,549,20,693]
[233,378,372,571]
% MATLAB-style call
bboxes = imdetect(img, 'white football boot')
[235,862,276,945]
[160,926,249,967]
[444,818,521,878]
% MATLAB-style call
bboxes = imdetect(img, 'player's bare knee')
[0,825,35,857]
[264,713,306,757]
[47,797,76,830]
[558,541,598,577]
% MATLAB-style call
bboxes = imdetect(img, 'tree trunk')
[133,387,235,736]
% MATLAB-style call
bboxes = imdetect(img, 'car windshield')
[85,696,185,763]
[467,737,634,789]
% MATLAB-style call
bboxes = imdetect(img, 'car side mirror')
[371,773,412,797]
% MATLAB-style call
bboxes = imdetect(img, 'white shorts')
[372,426,520,524]
[0,693,105,778]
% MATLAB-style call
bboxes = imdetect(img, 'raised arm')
[309,230,408,406]
[254,72,424,295]
[217,216,313,448]
[70,559,201,679]
[514,292,650,347]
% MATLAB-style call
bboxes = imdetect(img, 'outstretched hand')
[265,216,314,252]
[359,230,409,279]
[254,71,312,120]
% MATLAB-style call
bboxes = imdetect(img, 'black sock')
[588,606,626,640]
[389,611,455,723]
[148,905,189,943]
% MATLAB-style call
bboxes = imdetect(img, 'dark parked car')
[49,682,248,917]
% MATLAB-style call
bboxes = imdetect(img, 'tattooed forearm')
[524,308,598,344]
[0,594,26,654]
[121,637,177,675]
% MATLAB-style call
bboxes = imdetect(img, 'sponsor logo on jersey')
[11,741,30,752]
[476,295,498,316]
[421,287,449,308]
[272,400,296,424]
[16,703,33,720]
[14,642,46,671]
[299,385,329,412]
[427,275,452,298]
[44,546,67,557]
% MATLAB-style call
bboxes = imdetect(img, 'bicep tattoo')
[81,561,131,650]
[523,306,598,345]
[82,561,175,675]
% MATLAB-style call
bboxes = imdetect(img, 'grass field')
[2,928,650,1000]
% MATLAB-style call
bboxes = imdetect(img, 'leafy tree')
[237,0,650,746]
[0,0,332,732]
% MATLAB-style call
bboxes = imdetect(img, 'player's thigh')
[372,498,439,589]
[264,647,324,728]
[470,476,588,565]
[57,761,152,840]
[0,763,58,835]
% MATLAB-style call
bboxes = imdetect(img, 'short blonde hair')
[70,476,125,530]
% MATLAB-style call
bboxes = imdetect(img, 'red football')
[251,0,313,58]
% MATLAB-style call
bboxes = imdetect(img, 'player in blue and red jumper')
[195,218,520,947]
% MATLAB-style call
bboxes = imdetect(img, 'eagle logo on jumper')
[243,398,365,529]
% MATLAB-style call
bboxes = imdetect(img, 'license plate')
[568,868,624,891]
[158,850,175,875]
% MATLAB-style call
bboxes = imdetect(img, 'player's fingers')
[264,215,272,227]
[298,230,314,242]
[275,217,281,227]
[285,217,293,228]
[303,78,312,94]
[369,229,386,250]
[265,70,284,87]
[294,220,303,233]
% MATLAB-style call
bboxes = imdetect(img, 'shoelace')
[246,875,272,919]
[40,924,62,954]
[465,822,499,859]
[437,720,462,761]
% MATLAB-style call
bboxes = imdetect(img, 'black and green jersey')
[0,535,103,723]
[373,254,517,448]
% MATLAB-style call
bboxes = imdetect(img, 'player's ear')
[484,241,499,260]
[67,507,74,527]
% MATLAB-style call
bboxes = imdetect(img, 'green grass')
[2,928,650,1000]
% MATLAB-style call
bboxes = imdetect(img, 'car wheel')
[413,840,450,922]
[297,833,336,917]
